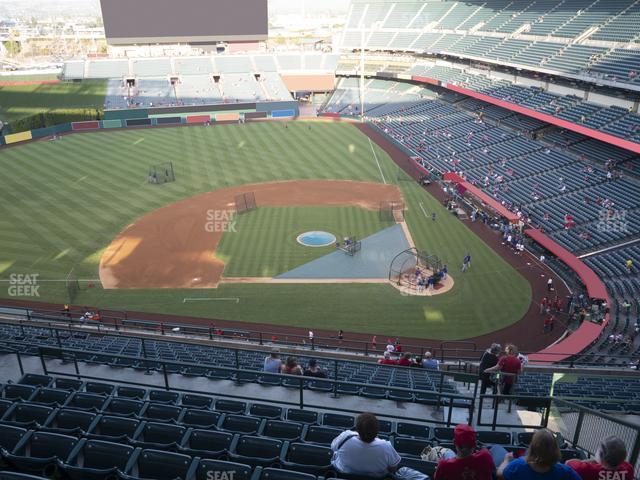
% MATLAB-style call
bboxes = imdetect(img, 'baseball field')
[0,120,532,340]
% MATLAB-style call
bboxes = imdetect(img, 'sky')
[0,0,348,19]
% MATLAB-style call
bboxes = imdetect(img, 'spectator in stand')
[434,424,495,480]
[498,429,581,480]
[263,349,282,373]
[398,352,413,366]
[280,356,303,375]
[479,343,501,395]
[411,356,423,368]
[484,344,523,396]
[330,412,428,479]
[379,351,398,365]
[386,340,395,354]
[304,358,327,378]
[566,436,634,480]
[422,352,440,370]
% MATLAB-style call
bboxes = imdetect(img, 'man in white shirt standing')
[331,412,428,479]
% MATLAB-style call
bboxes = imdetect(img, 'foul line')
[368,137,386,184]
[182,297,239,304]
[418,202,429,218]
[0,279,100,283]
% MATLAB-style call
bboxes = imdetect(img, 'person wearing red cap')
[434,424,495,480]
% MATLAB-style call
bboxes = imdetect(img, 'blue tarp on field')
[276,224,410,279]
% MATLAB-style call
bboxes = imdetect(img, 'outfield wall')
[0,100,299,147]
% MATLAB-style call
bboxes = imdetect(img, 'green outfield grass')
[0,79,106,123]
[217,206,393,277]
[0,121,531,339]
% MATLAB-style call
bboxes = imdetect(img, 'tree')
[3,40,20,56]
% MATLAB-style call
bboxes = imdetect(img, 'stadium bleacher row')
[64,53,342,109]
[102,73,291,109]
[341,0,640,87]
[2,320,640,413]
[0,322,461,404]
[371,61,640,145]
[63,54,341,81]
[0,372,596,480]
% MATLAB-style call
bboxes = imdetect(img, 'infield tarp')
[276,224,410,279]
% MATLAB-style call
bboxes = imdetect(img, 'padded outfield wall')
[0,101,299,147]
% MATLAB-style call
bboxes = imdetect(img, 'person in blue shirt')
[263,348,282,373]
[498,429,581,480]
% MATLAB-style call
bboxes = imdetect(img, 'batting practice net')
[65,267,81,303]
[389,248,443,290]
[379,201,405,222]
[148,162,176,184]
[234,192,257,214]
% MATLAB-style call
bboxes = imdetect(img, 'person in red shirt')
[434,424,495,480]
[378,351,397,365]
[397,352,412,367]
[484,344,522,395]
[567,436,634,480]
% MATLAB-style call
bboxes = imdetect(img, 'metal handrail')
[477,393,640,467]
[2,304,633,367]
[21,346,476,426]
[0,322,480,389]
